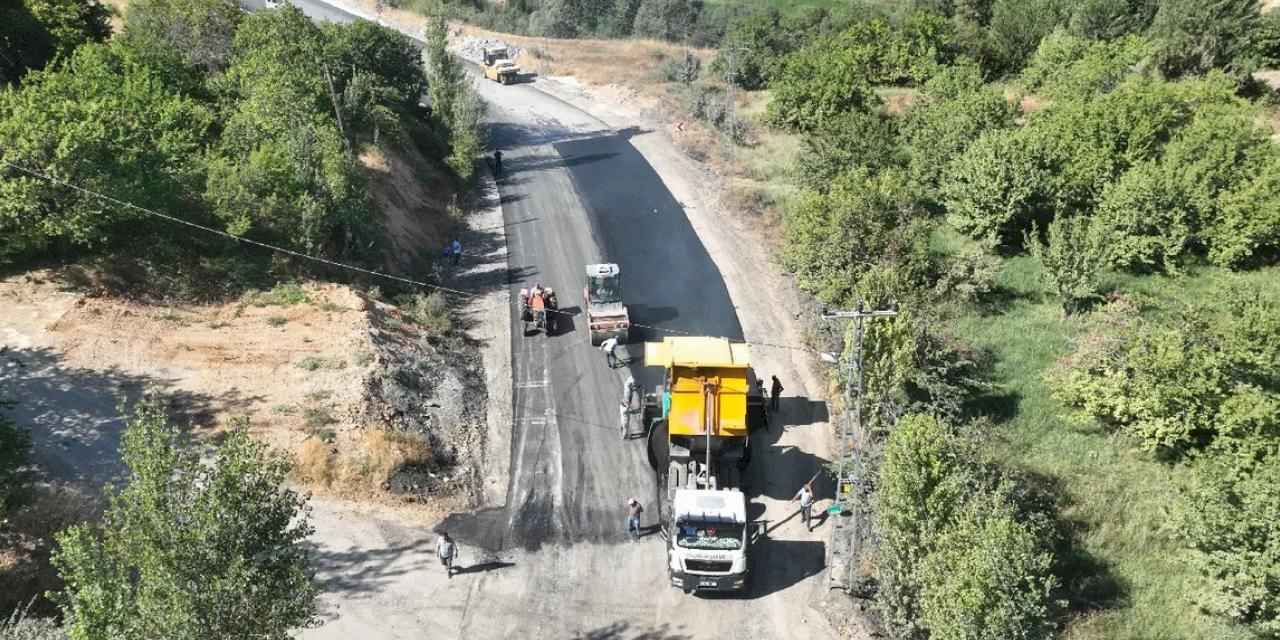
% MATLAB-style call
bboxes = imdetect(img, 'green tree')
[985,0,1069,75]
[794,111,901,192]
[121,0,241,76]
[941,128,1047,243]
[0,43,214,260]
[1022,31,1152,99]
[918,487,1059,640]
[1150,0,1259,77]
[712,8,786,90]
[876,413,974,638]
[1179,450,1280,635]
[782,168,929,305]
[1067,0,1157,40]
[904,74,1015,203]
[765,30,882,131]
[1026,215,1108,314]
[26,0,111,61]
[631,0,702,42]
[51,398,318,640]
[1254,9,1280,66]
[323,20,424,107]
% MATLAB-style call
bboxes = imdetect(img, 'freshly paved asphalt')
[279,0,742,550]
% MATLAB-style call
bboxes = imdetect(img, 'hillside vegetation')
[701,0,1280,638]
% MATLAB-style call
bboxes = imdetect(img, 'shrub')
[1178,451,1280,635]
[765,28,882,132]
[1209,155,1280,268]
[918,487,1059,640]
[682,84,748,144]
[793,111,901,192]
[399,291,452,335]
[1050,288,1280,454]
[1066,0,1158,41]
[933,244,1001,304]
[1026,215,1108,315]
[711,8,786,89]
[1150,0,1259,77]
[904,81,1015,203]
[630,0,702,42]
[659,50,699,83]
[782,168,929,305]
[1254,9,1280,67]
[941,128,1047,243]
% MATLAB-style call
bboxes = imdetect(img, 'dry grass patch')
[293,430,435,497]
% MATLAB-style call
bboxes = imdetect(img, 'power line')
[0,157,817,354]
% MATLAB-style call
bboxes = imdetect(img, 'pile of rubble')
[455,36,522,64]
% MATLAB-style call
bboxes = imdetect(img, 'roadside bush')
[876,414,1060,640]
[1179,450,1280,635]
[918,487,1059,640]
[765,29,881,132]
[400,291,452,335]
[782,168,929,305]
[793,111,901,192]
[1026,215,1108,315]
[683,84,747,144]
[1150,0,1259,77]
[659,51,699,84]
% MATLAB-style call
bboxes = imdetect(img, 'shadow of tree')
[1,346,250,489]
[575,621,692,640]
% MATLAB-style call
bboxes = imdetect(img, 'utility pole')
[823,300,899,594]
[721,46,749,169]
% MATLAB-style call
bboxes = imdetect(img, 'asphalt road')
[278,3,837,637]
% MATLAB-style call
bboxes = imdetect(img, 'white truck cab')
[668,489,752,593]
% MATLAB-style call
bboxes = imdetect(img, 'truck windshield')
[675,521,744,551]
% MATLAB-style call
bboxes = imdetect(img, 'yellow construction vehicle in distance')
[482,47,520,85]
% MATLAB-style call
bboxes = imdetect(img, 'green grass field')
[944,234,1280,640]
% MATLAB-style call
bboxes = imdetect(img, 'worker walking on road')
[493,149,503,177]
[625,376,639,409]
[619,401,630,438]
[626,498,644,541]
[436,531,457,578]
[793,482,815,532]
[450,239,462,266]
[770,375,784,413]
[600,336,620,368]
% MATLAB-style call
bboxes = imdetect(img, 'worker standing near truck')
[600,336,620,368]
[793,482,814,532]
[625,376,639,409]
[626,498,644,541]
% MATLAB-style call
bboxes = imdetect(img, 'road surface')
[246,1,840,637]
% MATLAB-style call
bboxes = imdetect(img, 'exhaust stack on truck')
[642,336,766,593]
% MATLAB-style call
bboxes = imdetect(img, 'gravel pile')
[456,36,521,65]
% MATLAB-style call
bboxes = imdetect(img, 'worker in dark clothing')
[770,375,784,413]
[493,150,503,177]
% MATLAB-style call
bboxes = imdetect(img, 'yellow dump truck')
[481,47,519,85]
[642,336,766,593]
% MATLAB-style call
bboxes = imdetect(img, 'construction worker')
[770,375,784,413]
[624,376,639,409]
[600,336,620,368]
[493,149,503,177]
[436,531,457,578]
[793,482,814,532]
[619,401,629,438]
[625,498,644,541]
[450,239,462,266]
